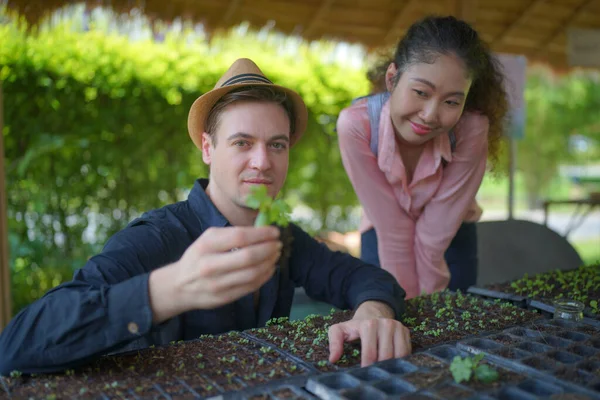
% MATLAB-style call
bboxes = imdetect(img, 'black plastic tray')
[468,284,600,328]
[457,318,600,397]
[305,343,600,400]
[206,375,317,400]
[0,377,11,398]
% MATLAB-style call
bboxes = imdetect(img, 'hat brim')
[188,82,308,150]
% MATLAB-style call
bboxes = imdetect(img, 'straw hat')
[188,58,308,149]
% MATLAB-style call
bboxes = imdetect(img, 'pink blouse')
[337,99,488,299]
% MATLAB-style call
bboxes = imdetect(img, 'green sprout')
[9,370,22,379]
[450,354,499,384]
[590,300,598,314]
[246,184,291,227]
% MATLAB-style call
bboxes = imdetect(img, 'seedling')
[450,354,499,384]
[9,370,22,379]
[246,184,291,227]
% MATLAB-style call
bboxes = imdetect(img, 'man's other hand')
[328,301,411,367]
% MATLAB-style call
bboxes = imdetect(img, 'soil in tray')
[401,291,541,351]
[403,353,446,369]
[521,356,557,371]
[526,322,565,334]
[2,332,310,399]
[492,347,529,360]
[488,334,524,346]
[246,311,360,372]
[576,360,600,377]
[484,264,600,318]
[272,387,305,398]
[432,383,474,399]
[246,291,541,371]
[402,369,450,389]
[554,366,593,384]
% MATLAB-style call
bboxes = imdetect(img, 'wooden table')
[542,197,600,237]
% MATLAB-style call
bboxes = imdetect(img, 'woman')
[337,16,508,298]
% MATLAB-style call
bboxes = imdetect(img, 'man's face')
[201,100,290,211]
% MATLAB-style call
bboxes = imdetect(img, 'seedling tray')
[0,332,316,399]
[206,375,317,400]
[479,264,600,327]
[305,344,600,399]
[243,311,362,373]
[467,287,528,309]
[457,318,600,397]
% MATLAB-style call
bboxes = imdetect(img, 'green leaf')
[246,197,262,209]
[450,356,473,384]
[246,185,270,210]
[474,364,499,383]
[246,185,291,227]
[254,212,269,227]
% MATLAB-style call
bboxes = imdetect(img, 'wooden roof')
[5,0,600,69]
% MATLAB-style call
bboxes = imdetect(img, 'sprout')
[246,185,291,227]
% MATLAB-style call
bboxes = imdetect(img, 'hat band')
[221,73,273,87]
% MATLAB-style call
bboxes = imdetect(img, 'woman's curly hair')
[369,15,509,169]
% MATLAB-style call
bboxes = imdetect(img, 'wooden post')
[0,82,11,331]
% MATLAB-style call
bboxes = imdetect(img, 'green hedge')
[1,19,370,314]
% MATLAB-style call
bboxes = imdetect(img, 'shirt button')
[128,322,139,334]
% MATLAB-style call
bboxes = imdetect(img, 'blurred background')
[0,1,599,324]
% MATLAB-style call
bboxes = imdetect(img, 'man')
[0,58,411,376]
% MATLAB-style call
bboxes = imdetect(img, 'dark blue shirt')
[0,179,405,375]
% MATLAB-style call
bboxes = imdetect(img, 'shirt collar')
[434,130,453,164]
[188,178,230,229]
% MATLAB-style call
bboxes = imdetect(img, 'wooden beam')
[492,0,545,45]
[304,0,335,37]
[448,0,478,25]
[0,82,11,332]
[532,0,594,55]
[383,0,418,45]
[221,0,241,24]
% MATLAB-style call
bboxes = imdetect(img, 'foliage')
[450,353,499,384]
[246,185,291,227]
[0,15,368,313]
[517,67,600,208]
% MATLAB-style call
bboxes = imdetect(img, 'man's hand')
[328,301,411,367]
[149,226,281,323]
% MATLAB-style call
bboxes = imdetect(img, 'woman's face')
[386,53,472,146]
